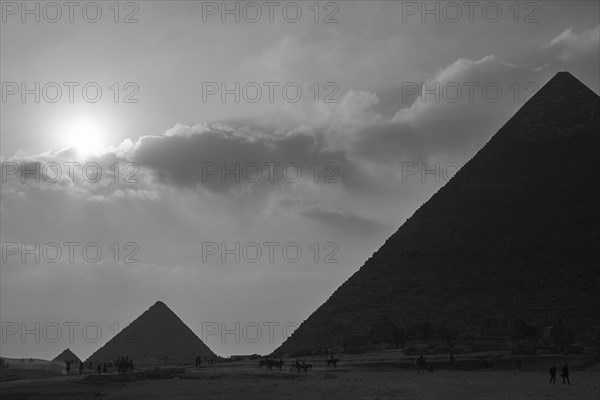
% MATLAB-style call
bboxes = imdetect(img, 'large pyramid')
[275,72,600,355]
[87,301,215,364]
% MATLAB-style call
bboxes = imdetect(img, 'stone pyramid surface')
[275,72,600,355]
[87,301,215,363]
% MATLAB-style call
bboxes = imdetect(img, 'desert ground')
[1,352,598,400]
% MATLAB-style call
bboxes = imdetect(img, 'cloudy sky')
[1,1,598,359]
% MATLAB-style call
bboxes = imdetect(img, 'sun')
[61,114,107,156]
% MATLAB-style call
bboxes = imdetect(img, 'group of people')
[256,355,340,373]
[68,351,573,385]
[258,357,284,371]
[74,356,134,375]
[194,355,217,367]
[114,356,134,374]
[549,363,570,385]
[418,352,573,386]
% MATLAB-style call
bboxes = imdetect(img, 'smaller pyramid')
[52,348,81,365]
[86,301,215,364]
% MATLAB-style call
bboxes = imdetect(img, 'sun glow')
[61,114,108,156]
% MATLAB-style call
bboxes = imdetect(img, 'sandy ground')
[1,362,598,400]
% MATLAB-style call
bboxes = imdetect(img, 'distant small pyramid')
[52,348,81,365]
[86,301,215,364]
[275,71,600,355]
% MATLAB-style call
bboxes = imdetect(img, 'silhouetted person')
[119,357,124,373]
[97,364,101,375]
[79,362,84,375]
[415,354,427,372]
[102,363,107,373]
[65,361,71,375]
[549,364,556,384]
[449,351,456,370]
[561,363,570,384]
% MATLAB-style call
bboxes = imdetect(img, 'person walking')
[549,364,556,384]
[561,363,570,385]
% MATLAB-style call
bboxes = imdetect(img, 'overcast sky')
[1,1,598,359]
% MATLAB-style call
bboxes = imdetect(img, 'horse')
[325,358,339,369]
[291,359,311,374]
[299,363,312,374]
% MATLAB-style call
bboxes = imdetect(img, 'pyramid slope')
[52,348,81,364]
[86,301,215,363]
[275,72,600,355]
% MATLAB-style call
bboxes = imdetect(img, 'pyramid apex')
[553,70,574,77]
[546,70,588,86]
[148,300,171,313]
[52,348,81,363]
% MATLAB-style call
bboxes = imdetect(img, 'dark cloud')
[127,123,374,195]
